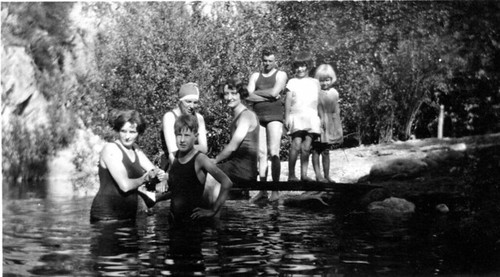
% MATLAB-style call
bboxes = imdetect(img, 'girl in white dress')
[284,52,321,181]
[312,64,343,182]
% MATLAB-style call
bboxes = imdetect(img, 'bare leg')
[251,125,269,202]
[322,149,334,182]
[267,121,282,201]
[288,135,301,181]
[312,147,327,182]
[300,134,314,181]
[258,124,268,180]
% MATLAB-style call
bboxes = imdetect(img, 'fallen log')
[231,180,381,193]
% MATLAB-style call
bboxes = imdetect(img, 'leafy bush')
[3,2,499,188]
[92,1,499,155]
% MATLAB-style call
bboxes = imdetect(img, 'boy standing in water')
[167,114,233,225]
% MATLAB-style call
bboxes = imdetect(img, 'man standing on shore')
[246,47,288,202]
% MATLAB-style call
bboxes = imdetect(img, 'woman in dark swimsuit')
[213,75,259,188]
[90,110,167,222]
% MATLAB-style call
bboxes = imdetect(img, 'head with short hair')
[314,64,337,83]
[261,47,278,73]
[174,114,199,134]
[261,47,277,59]
[292,51,314,71]
[112,109,146,134]
[218,74,248,99]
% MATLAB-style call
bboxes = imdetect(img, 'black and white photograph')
[2,1,500,276]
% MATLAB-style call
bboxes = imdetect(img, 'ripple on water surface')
[3,195,500,276]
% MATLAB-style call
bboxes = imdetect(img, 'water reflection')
[90,220,140,275]
[3,194,500,276]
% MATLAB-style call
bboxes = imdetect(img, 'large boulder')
[367,197,416,214]
[1,46,48,129]
[422,148,466,169]
[368,158,428,181]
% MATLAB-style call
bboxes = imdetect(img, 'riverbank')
[43,132,500,199]
[280,133,500,210]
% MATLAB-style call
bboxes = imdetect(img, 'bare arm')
[193,154,233,218]
[100,143,147,192]
[136,149,155,172]
[136,150,167,181]
[195,113,208,154]
[284,88,293,130]
[246,72,269,103]
[246,72,258,94]
[332,89,341,115]
[246,92,270,103]
[214,111,253,163]
[162,111,178,165]
[252,70,288,99]
[316,84,324,129]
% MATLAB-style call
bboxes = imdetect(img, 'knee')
[290,141,301,151]
[258,150,267,159]
[300,143,311,152]
[269,147,280,157]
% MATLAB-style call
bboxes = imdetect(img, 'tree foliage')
[2,2,108,184]
[3,1,499,173]
[90,1,499,156]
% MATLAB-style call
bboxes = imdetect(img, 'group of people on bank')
[90,48,343,225]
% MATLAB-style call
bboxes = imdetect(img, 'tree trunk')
[379,113,394,143]
[404,99,424,140]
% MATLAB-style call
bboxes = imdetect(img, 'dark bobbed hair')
[174,114,199,134]
[218,75,249,99]
[292,51,314,70]
[112,109,146,134]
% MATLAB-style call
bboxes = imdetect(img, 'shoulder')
[241,109,258,122]
[309,77,320,84]
[194,152,210,166]
[101,142,121,158]
[247,110,259,128]
[309,78,320,88]
[249,72,260,81]
[276,70,287,78]
[102,142,119,152]
[195,112,206,123]
[163,110,176,121]
[329,88,339,96]
[134,145,145,155]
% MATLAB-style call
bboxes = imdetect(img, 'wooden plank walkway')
[231,180,381,193]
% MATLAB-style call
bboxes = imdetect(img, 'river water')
[3,190,500,276]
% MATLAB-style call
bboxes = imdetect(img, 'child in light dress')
[312,64,343,182]
[284,52,321,182]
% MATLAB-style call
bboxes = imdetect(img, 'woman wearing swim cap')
[161,82,208,171]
